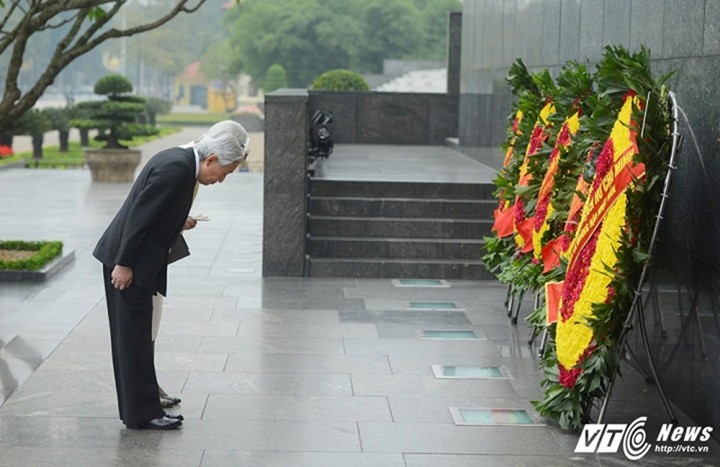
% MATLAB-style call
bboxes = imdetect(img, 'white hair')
[194,120,249,166]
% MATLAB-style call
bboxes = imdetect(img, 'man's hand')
[111,265,133,290]
[183,216,198,231]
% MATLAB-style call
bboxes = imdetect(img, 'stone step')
[309,196,496,219]
[308,236,485,260]
[307,216,493,239]
[309,180,496,200]
[307,257,494,279]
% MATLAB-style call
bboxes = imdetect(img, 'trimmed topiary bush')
[78,74,158,149]
[311,69,369,91]
[264,64,289,93]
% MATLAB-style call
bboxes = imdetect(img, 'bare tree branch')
[0,0,209,129]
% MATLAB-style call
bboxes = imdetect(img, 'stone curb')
[0,250,75,282]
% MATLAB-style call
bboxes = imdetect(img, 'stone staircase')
[306,179,497,279]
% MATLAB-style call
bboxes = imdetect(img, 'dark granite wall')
[308,91,459,145]
[262,90,309,277]
[460,0,720,432]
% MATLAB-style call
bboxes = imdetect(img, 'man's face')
[198,154,241,186]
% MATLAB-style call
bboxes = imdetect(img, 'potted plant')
[81,74,158,182]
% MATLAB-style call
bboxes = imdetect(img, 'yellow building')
[173,61,236,113]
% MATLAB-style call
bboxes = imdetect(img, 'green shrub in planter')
[0,240,63,271]
[311,69,369,91]
[79,74,158,149]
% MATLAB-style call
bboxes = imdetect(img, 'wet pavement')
[0,129,717,466]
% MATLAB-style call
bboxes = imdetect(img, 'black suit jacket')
[93,147,196,295]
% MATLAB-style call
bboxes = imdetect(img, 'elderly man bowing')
[93,121,249,430]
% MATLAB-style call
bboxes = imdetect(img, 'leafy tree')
[359,0,423,70]
[107,0,228,89]
[0,0,209,130]
[213,0,460,87]
[264,64,289,93]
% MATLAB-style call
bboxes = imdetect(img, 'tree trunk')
[148,112,156,126]
[32,134,43,160]
[59,130,69,152]
[80,128,90,146]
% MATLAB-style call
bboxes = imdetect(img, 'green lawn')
[157,112,232,125]
[0,127,181,169]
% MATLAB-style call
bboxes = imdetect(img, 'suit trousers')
[103,266,164,428]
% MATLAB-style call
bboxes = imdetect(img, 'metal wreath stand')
[596,91,683,425]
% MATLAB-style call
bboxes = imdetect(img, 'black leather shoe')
[138,416,182,430]
[164,412,184,421]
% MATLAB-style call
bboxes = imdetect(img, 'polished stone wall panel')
[603,0,631,48]
[501,0,518,68]
[482,0,504,69]
[663,0,704,58]
[542,0,562,65]
[460,0,477,93]
[263,92,308,277]
[703,0,720,55]
[448,12,463,95]
[357,94,429,144]
[515,0,531,66]
[559,0,581,61]
[630,0,664,54]
[579,0,605,62]
[428,95,460,145]
[307,92,458,146]
[525,1,546,67]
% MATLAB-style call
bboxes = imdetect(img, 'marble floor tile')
[387,354,542,377]
[343,338,501,357]
[203,393,391,421]
[182,371,352,396]
[235,322,378,338]
[14,369,116,393]
[375,323,487,339]
[351,374,517,398]
[156,419,361,452]
[404,453,585,467]
[218,308,341,323]
[225,353,391,374]
[387,394,539,423]
[198,335,345,355]
[0,446,204,467]
[201,451,404,467]
[358,421,561,455]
